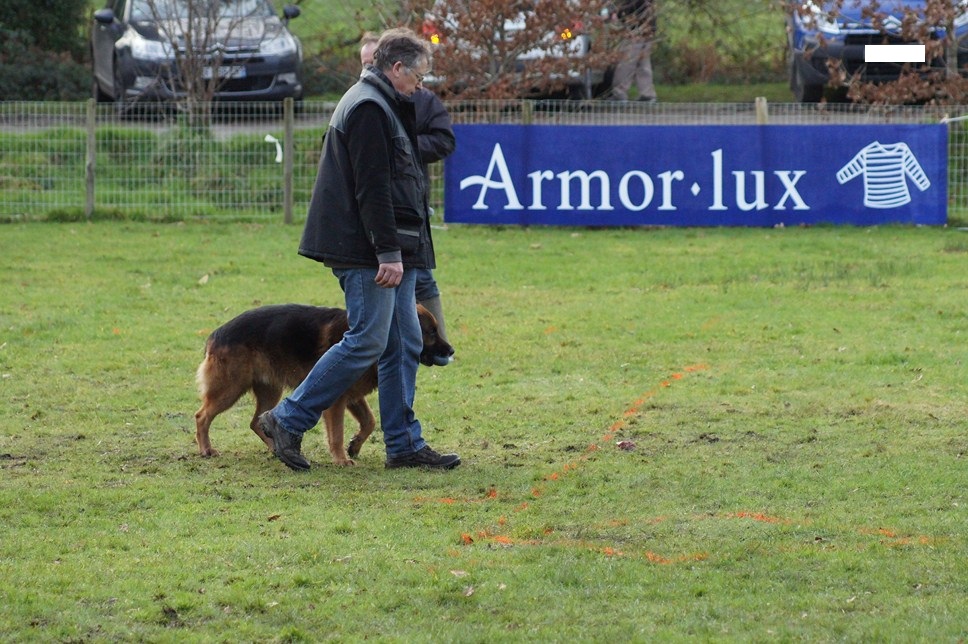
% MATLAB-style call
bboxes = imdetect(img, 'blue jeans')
[272,267,427,459]
[414,268,439,302]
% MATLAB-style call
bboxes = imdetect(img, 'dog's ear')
[415,303,438,326]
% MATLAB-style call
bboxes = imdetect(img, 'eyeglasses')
[406,66,429,84]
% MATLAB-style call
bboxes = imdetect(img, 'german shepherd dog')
[194,303,453,465]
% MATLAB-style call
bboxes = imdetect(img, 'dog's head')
[416,304,455,367]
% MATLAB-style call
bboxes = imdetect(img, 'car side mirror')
[93,8,116,25]
[283,5,300,22]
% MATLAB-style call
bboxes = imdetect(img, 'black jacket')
[412,87,456,179]
[616,0,656,34]
[299,67,434,270]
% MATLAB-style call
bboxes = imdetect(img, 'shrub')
[0,28,90,100]
[0,0,90,58]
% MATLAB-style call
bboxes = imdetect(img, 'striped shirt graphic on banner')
[836,142,931,209]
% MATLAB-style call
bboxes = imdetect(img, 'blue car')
[787,0,968,102]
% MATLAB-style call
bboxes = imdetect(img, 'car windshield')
[131,0,275,21]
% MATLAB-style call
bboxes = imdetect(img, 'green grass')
[1,222,966,640]
[657,82,791,103]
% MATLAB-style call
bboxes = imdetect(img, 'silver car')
[91,0,303,107]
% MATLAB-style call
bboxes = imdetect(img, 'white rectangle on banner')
[865,44,925,63]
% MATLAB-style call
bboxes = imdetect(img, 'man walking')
[259,28,460,471]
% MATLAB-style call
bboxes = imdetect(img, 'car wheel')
[791,64,823,103]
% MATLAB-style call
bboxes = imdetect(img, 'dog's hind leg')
[195,358,251,457]
[196,388,250,456]
[346,398,377,459]
[322,401,355,466]
[194,404,220,458]
[195,387,247,458]
[250,382,283,451]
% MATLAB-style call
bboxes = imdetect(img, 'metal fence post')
[284,97,294,224]
[85,99,96,219]
[755,97,769,125]
[522,100,534,125]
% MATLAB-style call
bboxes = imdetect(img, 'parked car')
[503,10,609,99]
[787,0,968,102]
[91,0,303,107]
[421,2,612,99]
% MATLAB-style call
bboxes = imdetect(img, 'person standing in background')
[362,33,456,356]
[610,0,658,102]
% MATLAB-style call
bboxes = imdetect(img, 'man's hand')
[375,261,404,288]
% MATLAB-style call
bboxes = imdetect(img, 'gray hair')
[372,27,431,72]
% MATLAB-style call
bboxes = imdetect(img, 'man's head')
[370,27,432,97]
[360,32,379,67]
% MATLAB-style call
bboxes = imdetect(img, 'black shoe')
[385,446,461,470]
[258,411,310,471]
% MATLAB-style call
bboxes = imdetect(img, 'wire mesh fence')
[1,99,966,222]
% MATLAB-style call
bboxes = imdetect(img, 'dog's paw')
[199,446,220,457]
[347,437,364,458]
[332,456,356,467]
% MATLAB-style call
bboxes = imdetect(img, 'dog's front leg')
[249,415,275,452]
[323,403,355,466]
[250,385,284,451]
[346,398,377,459]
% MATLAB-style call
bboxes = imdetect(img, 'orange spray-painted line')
[451,364,711,566]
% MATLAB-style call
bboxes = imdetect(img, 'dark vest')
[299,69,434,269]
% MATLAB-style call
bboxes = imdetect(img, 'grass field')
[656,82,791,103]
[1,222,966,640]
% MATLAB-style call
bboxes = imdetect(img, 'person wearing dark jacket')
[362,33,456,349]
[258,28,460,471]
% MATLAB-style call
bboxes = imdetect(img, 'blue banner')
[443,124,948,226]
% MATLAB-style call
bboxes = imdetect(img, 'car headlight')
[260,32,297,56]
[955,0,968,29]
[130,33,173,61]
